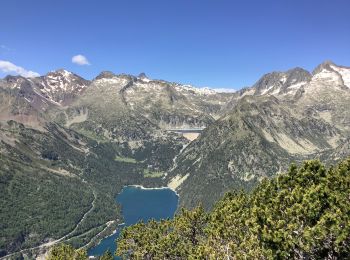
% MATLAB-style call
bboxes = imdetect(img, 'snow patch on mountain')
[330,65,350,88]
[308,68,344,93]
[175,84,218,95]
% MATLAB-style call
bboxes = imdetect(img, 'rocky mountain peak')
[252,67,311,96]
[312,60,336,75]
[117,74,137,81]
[3,74,25,81]
[138,72,147,78]
[2,75,28,89]
[44,69,89,87]
[285,67,311,80]
[94,71,116,80]
[28,69,90,105]
[311,61,350,89]
[45,69,87,83]
[47,69,72,78]
[3,78,33,102]
[137,72,152,82]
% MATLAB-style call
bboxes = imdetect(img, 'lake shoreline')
[88,185,179,258]
[87,185,178,254]
[128,184,179,196]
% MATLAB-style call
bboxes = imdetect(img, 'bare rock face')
[252,67,312,96]
[34,69,90,105]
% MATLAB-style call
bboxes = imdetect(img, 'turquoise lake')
[88,186,179,258]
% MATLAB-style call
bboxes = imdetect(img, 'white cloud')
[72,54,90,65]
[0,60,40,78]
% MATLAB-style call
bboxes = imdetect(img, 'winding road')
[0,184,97,260]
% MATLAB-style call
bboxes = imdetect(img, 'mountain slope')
[2,61,350,257]
[168,61,350,209]
[121,74,232,128]
[0,71,231,257]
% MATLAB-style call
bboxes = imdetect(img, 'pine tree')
[47,244,87,260]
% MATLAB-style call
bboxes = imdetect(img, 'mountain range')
[1,61,350,258]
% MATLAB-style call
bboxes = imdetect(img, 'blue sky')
[0,0,350,90]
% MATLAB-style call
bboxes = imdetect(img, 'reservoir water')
[88,186,178,258]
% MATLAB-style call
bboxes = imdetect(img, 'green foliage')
[143,168,164,178]
[47,244,114,260]
[115,156,138,163]
[0,156,93,255]
[116,158,350,259]
[100,250,114,260]
[47,244,87,260]
[117,206,207,259]
[74,128,109,143]
[41,150,59,160]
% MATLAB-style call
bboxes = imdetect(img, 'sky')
[0,0,350,90]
